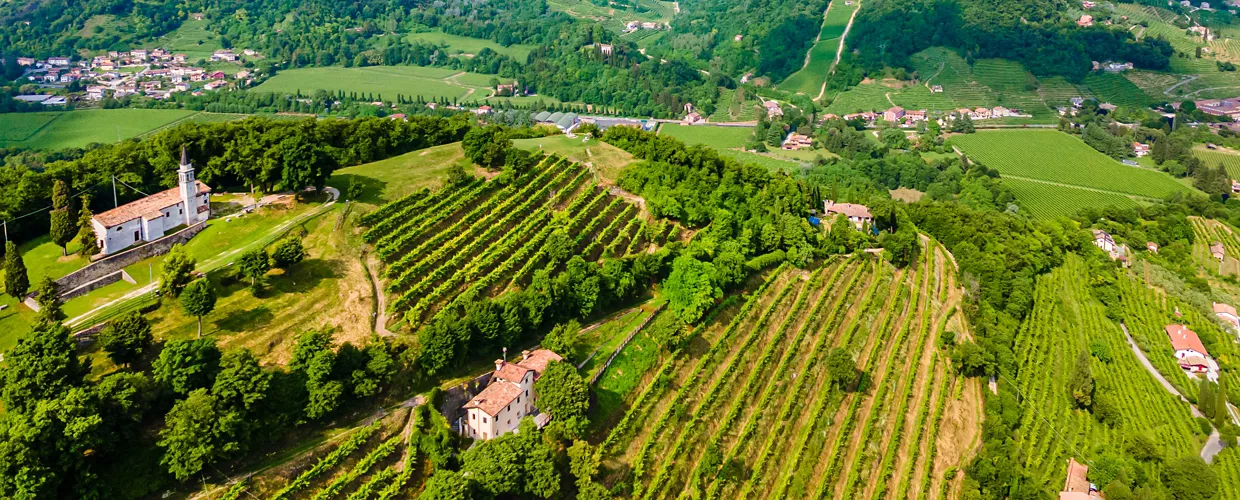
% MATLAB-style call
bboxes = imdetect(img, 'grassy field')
[657,123,816,169]
[405,30,533,60]
[0,109,198,150]
[1015,256,1204,491]
[595,246,981,499]
[511,134,638,183]
[330,142,468,209]
[253,66,490,102]
[951,130,1191,200]
[779,0,860,96]
[156,17,224,61]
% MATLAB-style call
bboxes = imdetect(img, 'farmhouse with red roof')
[461,349,563,440]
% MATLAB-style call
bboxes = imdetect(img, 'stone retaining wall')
[60,269,135,301]
[55,221,207,297]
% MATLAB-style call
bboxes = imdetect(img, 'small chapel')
[91,146,212,255]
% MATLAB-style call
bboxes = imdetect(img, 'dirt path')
[814,0,863,102]
[999,174,1158,202]
[367,258,393,336]
[1164,75,1199,95]
[923,61,945,90]
[885,91,897,107]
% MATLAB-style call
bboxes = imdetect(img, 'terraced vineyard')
[595,242,982,500]
[1192,146,1240,180]
[1013,256,1201,487]
[1190,216,1240,276]
[363,154,662,327]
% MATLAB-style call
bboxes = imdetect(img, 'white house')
[823,200,873,231]
[1165,324,1216,379]
[461,349,563,440]
[91,147,211,255]
[1214,302,1240,334]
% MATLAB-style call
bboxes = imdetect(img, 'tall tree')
[3,240,29,298]
[159,244,197,298]
[33,277,63,324]
[75,195,97,258]
[180,279,217,337]
[533,360,590,437]
[238,248,270,289]
[153,338,222,395]
[269,238,306,270]
[663,255,721,324]
[49,180,74,256]
[1069,349,1094,409]
[158,389,228,480]
[98,310,154,367]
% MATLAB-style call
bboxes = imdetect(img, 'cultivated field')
[365,154,672,328]
[156,18,224,61]
[1003,177,1138,220]
[951,130,1191,201]
[253,66,497,102]
[779,0,860,97]
[1193,146,1240,180]
[707,88,763,122]
[0,109,198,150]
[596,244,982,500]
[657,123,806,169]
[1190,216,1240,277]
[405,30,534,60]
[510,135,638,182]
[1015,256,1202,489]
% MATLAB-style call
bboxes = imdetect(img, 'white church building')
[92,147,211,255]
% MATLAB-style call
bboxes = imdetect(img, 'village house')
[473,105,493,115]
[929,85,944,93]
[1091,229,1116,253]
[1232,179,1240,194]
[211,50,237,62]
[883,106,905,123]
[91,147,211,255]
[16,57,35,66]
[1214,302,1240,334]
[764,100,783,119]
[598,44,614,56]
[683,111,704,125]
[1146,241,1159,253]
[782,133,813,150]
[1082,0,1097,7]
[823,200,873,231]
[1077,14,1094,27]
[174,54,187,63]
[460,349,563,440]
[48,56,70,66]
[1060,458,1100,500]
[972,107,993,120]
[1212,241,1226,262]
[1133,142,1151,156]
[1165,324,1217,379]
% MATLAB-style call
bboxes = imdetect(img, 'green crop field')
[253,66,488,101]
[594,247,981,500]
[0,109,198,150]
[511,134,638,182]
[708,87,763,122]
[405,30,534,60]
[1192,145,1240,180]
[1003,177,1139,220]
[779,0,860,96]
[1014,256,1203,490]
[658,122,753,150]
[329,142,468,208]
[951,130,1190,200]
[1083,72,1153,108]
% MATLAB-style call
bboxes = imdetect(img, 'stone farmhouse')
[461,349,563,440]
[91,147,211,255]
[823,200,872,231]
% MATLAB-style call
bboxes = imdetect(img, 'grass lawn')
[329,142,466,209]
[156,18,223,61]
[253,66,489,102]
[950,129,1191,200]
[658,123,753,150]
[511,134,638,183]
[405,30,533,60]
[0,109,199,150]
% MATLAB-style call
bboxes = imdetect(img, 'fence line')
[590,303,666,385]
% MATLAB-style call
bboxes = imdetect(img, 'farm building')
[1060,458,1099,499]
[823,200,872,231]
[1196,98,1240,121]
[764,100,783,118]
[1212,241,1226,262]
[460,349,563,440]
[782,133,813,150]
[1164,324,1216,378]
[91,147,211,255]
[1077,14,1093,27]
[1091,229,1116,253]
[1133,142,1150,157]
[883,106,905,123]
[1215,302,1240,334]
[1146,241,1159,253]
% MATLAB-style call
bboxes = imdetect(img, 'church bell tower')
[178,145,199,223]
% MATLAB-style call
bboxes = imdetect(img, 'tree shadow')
[264,258,339,297]
[328,173,389,205]
[215,305,275,333]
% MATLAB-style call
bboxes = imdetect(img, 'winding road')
[1119,322,1226,463]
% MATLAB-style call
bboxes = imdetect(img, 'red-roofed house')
[1165,324,1211,374]
[823,200,873,231]
[91,147,211,255]
[461,349,564,440]
[1060,458,1099,500]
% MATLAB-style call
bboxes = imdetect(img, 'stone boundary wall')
[54,221,207,296]
[60,269,135,301]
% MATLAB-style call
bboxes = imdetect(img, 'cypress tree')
[3,240,29,298]
[1216,378,1230,430]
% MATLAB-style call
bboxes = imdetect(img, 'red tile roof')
[518,349,563,377]
[1165,324,1208,356]
[93,181,211,227]
[1214,302,1238,318]
[494,362,531,384]
[825,202,872,219]
[462,381,523,417]
[1063,458,1089,493]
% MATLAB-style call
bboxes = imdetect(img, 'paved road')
[1120,323,1225,462]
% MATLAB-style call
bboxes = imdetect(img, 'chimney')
[495,359,504,372]
[522,350,531,362]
